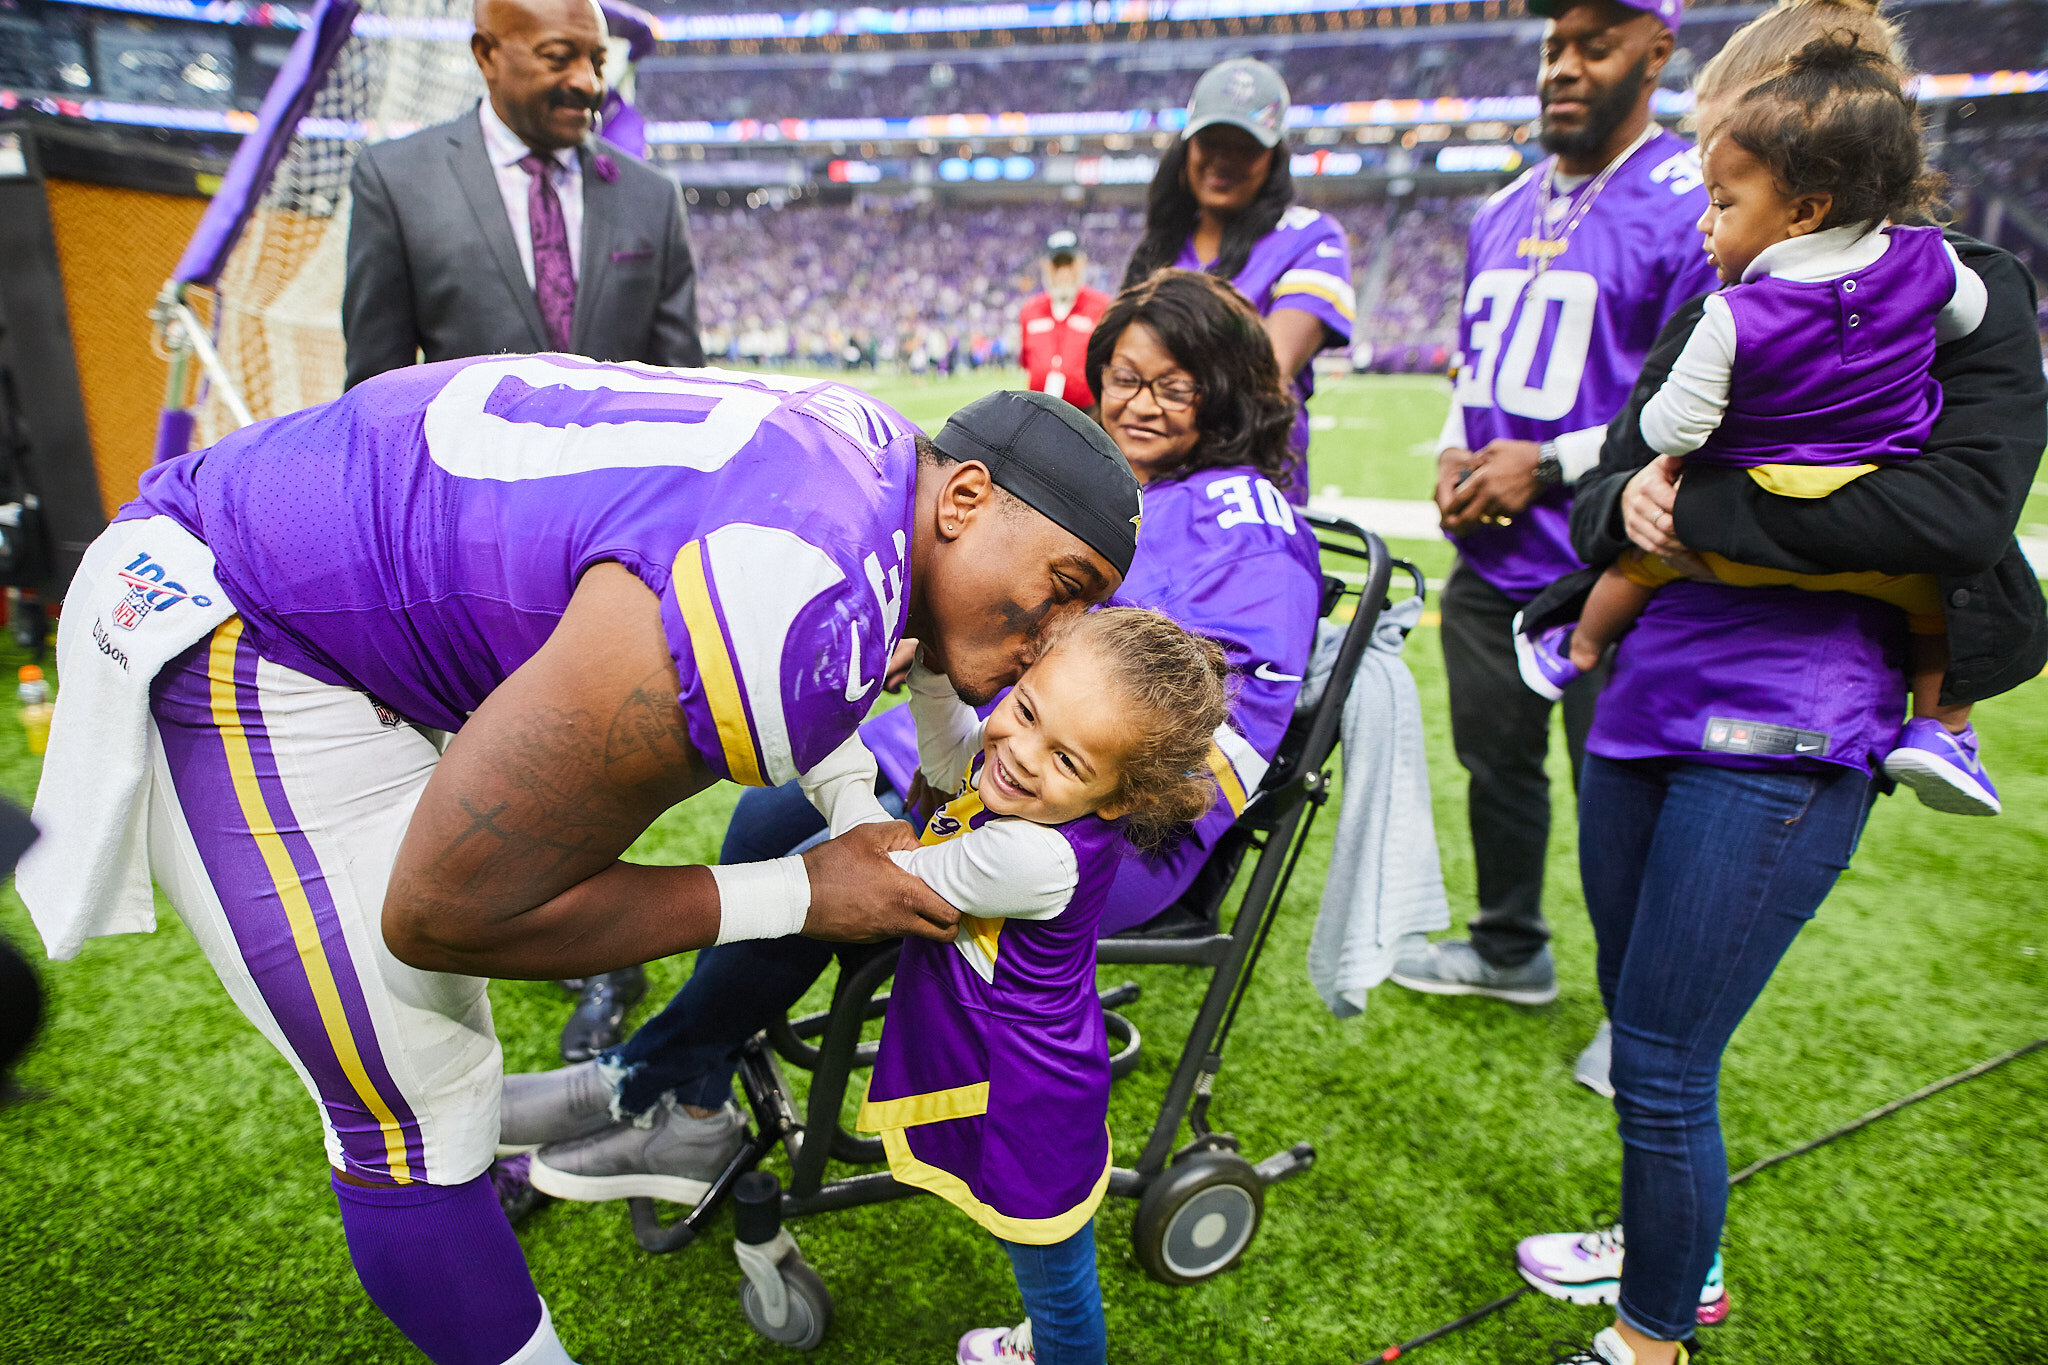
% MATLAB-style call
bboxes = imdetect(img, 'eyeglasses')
[1100,365,1200,412]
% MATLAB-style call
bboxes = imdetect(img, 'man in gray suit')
[344,0,699,1062]
[342,0,704,395]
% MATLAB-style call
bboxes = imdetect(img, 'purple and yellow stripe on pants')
[152,619,427,1183]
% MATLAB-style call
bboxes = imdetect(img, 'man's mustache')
[548,90,603,113]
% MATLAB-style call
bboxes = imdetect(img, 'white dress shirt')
[477,98,584,289]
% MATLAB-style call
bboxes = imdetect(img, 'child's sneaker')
[1884,718,2001,816]
[1518,1225,1729,1326]
[1546,1326,1693,1365]
[957,1319,1033,1364]
[1512,612,1582,701]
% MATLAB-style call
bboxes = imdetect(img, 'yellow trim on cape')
[670,541,764,786]
[856,1081,989,1132]
[1746,463,1878,499]
[207,619,413,1183]
[1205,743,1249,816]
[878,1124,1113,1245]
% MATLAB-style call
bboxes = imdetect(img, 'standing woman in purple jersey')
[1121,57,1355,504]
[498,274,1329,1281]
[1507,6,2047,1363]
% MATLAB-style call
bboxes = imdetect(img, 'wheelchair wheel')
[738,1257,833,1351]
[1131,1150,1264,1286]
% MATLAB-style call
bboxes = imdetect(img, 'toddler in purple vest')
[803,608,1230,1365]
[1514,36,2001,815]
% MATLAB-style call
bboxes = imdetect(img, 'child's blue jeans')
[999,1221,1106,1365]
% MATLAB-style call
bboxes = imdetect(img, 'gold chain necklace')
[1516,123,1658,273]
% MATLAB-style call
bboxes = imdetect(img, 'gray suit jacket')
[342,106,704,390]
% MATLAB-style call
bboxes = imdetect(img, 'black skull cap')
[931,389,1141,577]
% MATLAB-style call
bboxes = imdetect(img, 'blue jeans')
[1000,1221,1106,1365]
[1578,755,1875,1341]
[601,779,907,1114]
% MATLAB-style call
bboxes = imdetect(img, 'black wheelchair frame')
[621,514,1418,1349]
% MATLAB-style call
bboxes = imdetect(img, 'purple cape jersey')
[124,355,919,786]
[860,464,1323,934]
[1706,225,1953,469]
[1449,129,1719,601]
[1590,580,1908,774]
[1176,205,1355,500]
[858,765,1126,1244]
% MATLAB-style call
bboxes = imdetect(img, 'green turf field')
[2,372,2043,1363]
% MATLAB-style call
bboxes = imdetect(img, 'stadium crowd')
[635,2,2038,124]
[691,197,1479,374]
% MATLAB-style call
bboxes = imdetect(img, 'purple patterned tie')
[519,153,576,352]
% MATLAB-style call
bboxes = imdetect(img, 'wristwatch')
[1534,440,1563,488]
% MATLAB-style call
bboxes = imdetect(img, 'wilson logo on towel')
[111,552,212,632]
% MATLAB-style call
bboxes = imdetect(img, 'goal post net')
[153,0,656,459]
[156,0,482,457]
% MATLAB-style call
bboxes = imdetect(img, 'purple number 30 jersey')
[1449,130,1719,601]
[126,355,920,787]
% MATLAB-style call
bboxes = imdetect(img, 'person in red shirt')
[1018,229,1113,409]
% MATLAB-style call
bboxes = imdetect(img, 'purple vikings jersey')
[125,355,918,785]
[1450,130,1719,601]
[858,765,1127,1242]
[862,465,1323,934]
[1591,581,1907,774]
[1177,206,1355,500]
[1704,225,1952,469]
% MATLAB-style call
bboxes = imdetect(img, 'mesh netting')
[187,0,481,446]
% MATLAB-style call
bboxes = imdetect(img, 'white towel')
[19,516,234,960]
[1302,598,1450,1017]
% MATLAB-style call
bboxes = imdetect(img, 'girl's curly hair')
[1085,268,1298,489]
[1719,33,1945,228]
[1045,606,1235,851]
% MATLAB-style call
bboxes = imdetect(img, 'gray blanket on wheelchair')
[1296,596,1449,1018]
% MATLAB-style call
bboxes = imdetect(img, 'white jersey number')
[1455,268,1600,423]
[423,356,810,481]
[1208,474,1297,533]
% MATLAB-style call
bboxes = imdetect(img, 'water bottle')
[17,664,51,756]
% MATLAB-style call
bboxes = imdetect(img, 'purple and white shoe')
[1518,1225,1729,1326]
[957,1319,1034,1364]
[1884,719,2001,816]
[1512,611,1583,702]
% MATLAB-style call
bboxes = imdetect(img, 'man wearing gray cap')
[1019,230,1113,408]
[1122,56,1355,503]
[496,389,1145,1221]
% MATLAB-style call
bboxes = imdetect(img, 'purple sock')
[332,1171,544,1365]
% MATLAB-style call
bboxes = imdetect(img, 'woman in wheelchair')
[498,269,1326,1343]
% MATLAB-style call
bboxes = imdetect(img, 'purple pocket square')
[609,248,654,263]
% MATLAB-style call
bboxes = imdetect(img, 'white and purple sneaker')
[957,1319,1034,1364]
[1884,718,2001,816]
[1512,611,1584,702]
[1517,1225,1729,1326]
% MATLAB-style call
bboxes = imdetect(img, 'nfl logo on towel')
[111,553,211,632]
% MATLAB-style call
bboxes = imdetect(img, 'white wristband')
[709,857,812,945]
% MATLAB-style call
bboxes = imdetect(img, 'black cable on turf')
[1361,1035,2048,1363]
[1726,1035,2046,1185]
